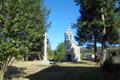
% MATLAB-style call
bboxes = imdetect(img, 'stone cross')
[43,32,48,61]
[41,32,50,65]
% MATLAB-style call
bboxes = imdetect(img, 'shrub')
[102,48,120,72]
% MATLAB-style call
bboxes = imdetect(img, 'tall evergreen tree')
[74,0,103,58]
[99,0,120,63]
[74,0,120,62]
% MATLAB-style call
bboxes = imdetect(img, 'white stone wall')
[64,41,81,62]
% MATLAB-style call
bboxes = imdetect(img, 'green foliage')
[0,0,49,79]
[54,42,65,61]
[48,49,54,60]
[74,0,120,51]
[47,41,54,60]
[75,0,103,54]
[0,0,48,59]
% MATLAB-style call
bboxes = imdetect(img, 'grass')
[3,60,119,80]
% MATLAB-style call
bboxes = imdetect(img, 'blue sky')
[44,0,80,50]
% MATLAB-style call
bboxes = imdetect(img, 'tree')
[0,0,49,79]
[47,39,54,60]
[74,0,103,58]
[74,0,120,63]
[54,42,65,61]
[20,0,50,60]
[0,0,28,79]
[100,0,120,64]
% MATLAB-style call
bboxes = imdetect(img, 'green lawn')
[26,60,118,80]
[5,60,119,80]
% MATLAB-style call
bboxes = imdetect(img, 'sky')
[44,0,80,50]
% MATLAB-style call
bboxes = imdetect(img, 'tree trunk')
[102,48,107,63]
[38,53,43,60]
[0,56,15,80]
[100,9,107,65]
[0,70,4,80]
[100,27,107,65]
[94,35,97,61]
[24,55,28,61]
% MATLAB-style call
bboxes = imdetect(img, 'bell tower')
[64,27,73,42]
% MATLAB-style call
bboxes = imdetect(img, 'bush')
[102,60,120,72]
[53,42,65,62]
[102,48,120,72]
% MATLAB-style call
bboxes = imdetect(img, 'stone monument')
[64,27,81,62]
[41,32,50,65]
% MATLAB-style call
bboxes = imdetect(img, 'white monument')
[64,27,81,62]
[41,32,50,65]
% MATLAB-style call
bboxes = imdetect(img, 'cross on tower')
[64,27,73,42]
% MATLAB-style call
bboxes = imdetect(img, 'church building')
[64,27,81,62]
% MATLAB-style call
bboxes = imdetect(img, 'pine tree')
[74,0,120,63]
[74,0,103,60]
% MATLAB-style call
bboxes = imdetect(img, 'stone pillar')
[41,32,50,65]
[43,32,48,61]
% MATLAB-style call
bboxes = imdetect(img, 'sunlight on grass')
[5,60,116,80]
[58,60,99,67]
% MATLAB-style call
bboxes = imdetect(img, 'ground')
[6,60,119,80]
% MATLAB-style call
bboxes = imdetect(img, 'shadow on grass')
[5,66,26,79]
[73,61,94,64]
[26,65,119,80]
